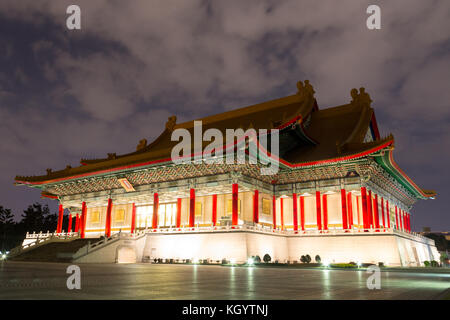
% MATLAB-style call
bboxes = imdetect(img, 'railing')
[9,225,433,259]
[8,231,80,257]
[25,231,78,240]
[72,229,147,261]
[146,224,286,235]
[143,224,435,243]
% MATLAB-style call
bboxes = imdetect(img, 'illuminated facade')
[15,81,439,266]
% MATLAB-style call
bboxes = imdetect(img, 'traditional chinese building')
[13,81,439,266]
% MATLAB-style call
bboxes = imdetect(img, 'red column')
[105,198,113,237]
[211,195,217,226]
[404,211,407,231]
[292,193,298,232]
[67,214,73,233]
[356,196,361,226]
[176,198,182,228]
[399,209,403,230]
[340,189,348,230]
[322,194,328,231]
[300,195,305,231]
[152,193,159,229]
[386,200,391,228]
[280,198,284,230]
[130,203,136,234]
[253,190,259,223]
[315,191,322,231]
[367,190,373,228]
[57,204,64,233]
[189,189,195,228]
[232,184,239,226]
[407,213,410,232]
[395,206,399,230]
[272,195,277,229]
[361,187,368,229]
[347,192,353,229]
[381,198,385,228]
[373,194,380,229]
[405,212,408,232]
[80,202,87,239]
[75,213,80,232]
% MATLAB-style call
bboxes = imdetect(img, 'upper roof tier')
[15,81,435,199]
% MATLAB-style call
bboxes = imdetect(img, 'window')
[195,202,202,217]
[115,209,125,222]
[90,211,100,223]
[262,198,271,215]
[226,199,241,216]
[157,203,177,227]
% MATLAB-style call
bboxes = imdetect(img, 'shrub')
[423,260,430,267]
[263,254,271,263]
[431,260,439,267]
[254,255,261,263]
[221,258,228,265]
[300,255,307,263]
[305,254,311,263]
[330,263,358,268]
[315,255,321,263]
[378,262,384,267]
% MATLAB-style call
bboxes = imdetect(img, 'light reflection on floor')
[0,261,448,300]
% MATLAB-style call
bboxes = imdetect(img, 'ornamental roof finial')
[136,140,147,151]
[350,87,373,108]
[296,80,315,99]
[165,115,177,132]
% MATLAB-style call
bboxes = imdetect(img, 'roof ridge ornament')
[136,140,147,151]
[165,115,177,132]
[296,80,315,99]
[350,87,373,108]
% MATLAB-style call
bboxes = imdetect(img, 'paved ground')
[0,261,448,299]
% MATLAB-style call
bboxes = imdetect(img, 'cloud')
[0,0,449,229]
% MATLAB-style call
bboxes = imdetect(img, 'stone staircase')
[9,238,101,263]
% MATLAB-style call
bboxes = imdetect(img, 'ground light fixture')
[230,258,237,265]
[247,257,254,265]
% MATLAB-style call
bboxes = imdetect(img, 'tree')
[315,255,321,263]
[263,254,271,263]
[0,206,15,251]
[20,203,57,233]
[305,254,311,263]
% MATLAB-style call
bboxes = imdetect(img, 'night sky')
[0,1,449,231]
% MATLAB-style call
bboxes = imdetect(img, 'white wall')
[73,230,439,267]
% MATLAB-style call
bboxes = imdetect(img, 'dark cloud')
[0,0,449,230]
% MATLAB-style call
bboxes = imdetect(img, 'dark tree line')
[0,203,64,251]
